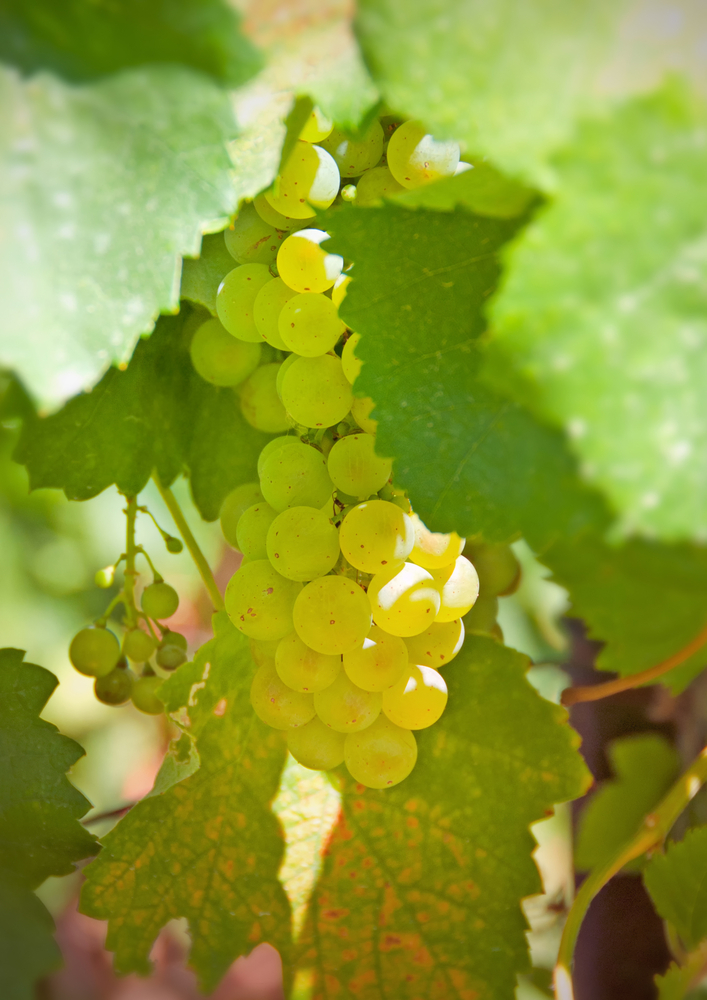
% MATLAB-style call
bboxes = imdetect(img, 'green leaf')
[575,734,681,873]
[80,614,292,991]
[0,64,241,409]
[0,883,61,1000]
[325,203,608,546]
[393,163,538,219]
[645,827,707,951]
[655,961,703,1000]
[181,233,236,316]
[296,635,589,1000]
[491,85,707,539]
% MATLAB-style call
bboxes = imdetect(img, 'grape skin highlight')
[382,664,448,730]
[368,561,441,637]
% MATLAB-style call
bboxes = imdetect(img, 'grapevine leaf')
[575,734,681,873]
[394,163,538,219]
[654,961,701,1000]
[0,883,60,1000]
[324,203,608,546]
[644,827,707,950]
[296,635,590,1000]
[181,233,236,316]
[491,85,707,539]
[0,64,241,409]
[80,614,292,992]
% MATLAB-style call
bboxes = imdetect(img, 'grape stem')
[121,495,140,628]
[553,744,707,999]
[152,474,224,612]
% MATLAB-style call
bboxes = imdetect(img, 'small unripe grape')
[131,675,164,715]
[408,513,465,570]
[355,165,405,206]
[161,630,187,651]
[141,582,179,621]
[189,318,262,386]
[94,565,115,588]
[69,626,121,677]
[239,363,289,433]
[122,628,157,663]
[387,121,460,189]
[225,559,301,640]
[320,121,385,178]
[464,595,499,634]
[465,542,521,597]
[220,482,263,549]
[287,716,345,771]
[275,632,341,692]
[368,562,441,637]
[382,664,448,730]
[293,576,371,655]
[432,556,479,622]
[156,639,188,670]
[250,662,315,729]
[277,229,343,294]
[314,671,382,733]
[343,625,408,692]
[95,666,134,706]
[404,619,464,669]
[344,714,417,788]
[165,536,183,553]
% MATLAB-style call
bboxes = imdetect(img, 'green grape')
[189,318,261,387]
[260,442,333,511]
[343,625,408,692]
[95,665,134,706]
[122,628,156,662]
[313,671,382,733]
[464,542,521,597]
[265,140,340,219]
[250,661,315,729]
[339,500,414,574]
[216,263,272,341]
[275,632,341,692]
[408,513,465,570]
[266,506,340,581]
[320,121,385,178]
[355,165,406,206]
[250,635,282,666]
[299,106,334,143]
[368,561,441,637]
[236,501,279,560]
[276,353,298,399]
[432,556,480,622]
[156,630,188,670]
[253,193,303,231]
[141,582,179,621]
[281,355,353,428]
[327,433,392,497]
[95,565,115,588]
[165,536,183,553]
[253,277,295,349]
[131,674,164,714]
[257,435,301,478]
[293,576,371,654]
[340,184,357,202]
[382,664,448,730]
[287,716,346,770]
[278,292,345,356]
[225,559,301,640]
[224,202,283,265]
[69,626,121,677]
[161,630,187,651]
[220,482,263,549]
[387,121,460,189]
[331,273,351,309]
[404,619,465,669]
[239,363,290,433]
[341,333,361,384]
[277,229,343,294]
[344,714,417,788]
[464,595,499,635]
[351,395,377,434]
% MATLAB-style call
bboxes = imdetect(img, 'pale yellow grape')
[432,556,479,622]
[294,576,371,654]
[278,292,345,356]
[189,318,261,387]
[239,363,289,433]
[382,664,448,730]
[224,202,282,265]
[236,502,278,561]
[342,333,361,383]
[250,636,282,667]
[265,140,340,218]
[281,355,353,428]
[287,716,345,770]
[351,395,377,434]
[404,619,464,669]
[276,353,298,399]
[216,264,272,342]
[368,561,441,637]
[253,193,303,231]
[343,625,408,692]
[344,715,417,788]
[339,500,414,573]
[225,559,301,640]
[256,435,300,478]
[266,506,340,581]
[387,121,460,189]
[331,273,351,309]
[299,106,333,143]
[260,442,333,511]
[253,278,295,349]
[250,662,315,729]
[355,165,405,206]
[314,671,382,733]
[277,229,343,294]
[408,513,465,569]
[327,433,392,497]
[275,632,341,692]
[321,121,385,178]
[220,482,262,548]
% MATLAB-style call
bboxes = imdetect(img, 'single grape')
[265,140,340,219]
[250,661,315,729]
[464,542,521,597]
[278,292,345,356]
[281,355,353,428]
[344,714,417,788]
[320,121,385,178]
[343,625,408,692]
[287,716,346,770]
[236,502,279,561]
[341,333,361,384]
[94,565,114,588]
[277,229,343,294]
[220,482,263,549]
[256,435,301,479]
[387,121,460,189]
[225,559,301,640]
[216,264,272,342]
[339,499,414,573]
[432,556,479,622]
[224,202,283,266]
[131,675,164,715]
[122,628,156,662]
[250,635,282,667]
[340,184,357,202]
[260,442,333,511]
[404,619,465,669]
[141,582,179,621]
[408,513,465,570]
[351,395,377,434]
[266,506,340,581]
[464,595,499,634]
[275,353,298,399]
[165,536,183,553]
[314,671,382,733]
[189,318,261,387]
[299,106,333,143]
[95,665,134,706]
[368,561,441,637]
[69,626,121,677]
[253,193,304,231]
[253,277,296,349]
[293,576,371,655]
[239,363,289,433]
[382,664,448,730]
[331,273,351,309]
[275,632,341,692]
[327,433,392,498]
[156,630,188,669]
[355,165,405,206]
